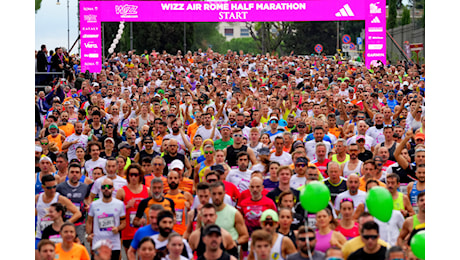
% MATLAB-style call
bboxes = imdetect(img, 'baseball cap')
[356,135,365,141]
[269,116,279,122]
[295,157,309,164]
[104,137,115,144]
[39,156,53,164]
[48,123,59,130]
[92,82,100,87]
[118,141,133,150]
[415,133,425,141]
[258,147,271,156]
[260,209,279,222]
[144,136,153,142]
[402,81,409,87]
[169,159,184,171]
[210,164,225,174]
[203,224,222,236]
[35,145,43,153]
[93,239,113,250]
[167,114,176,118]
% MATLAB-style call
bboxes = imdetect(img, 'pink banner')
[80,0,386,72]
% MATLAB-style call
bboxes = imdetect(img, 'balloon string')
[304,210,313,260]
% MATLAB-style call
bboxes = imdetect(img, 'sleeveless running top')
[413,214,422,229]
[315,230,333,253]
[165,191,188,235]
[35,172,57,195]
[342,160,363,178]
[216,204,238,241]
[254,233,284,260]
[121,185,149,240]
[331,154,350,166]
[198,161,213,183]
[36,192,60,239]
[226,145,248,168]
[197,251,231,260]
[335,222,360,240]
[393,192,405,211]
[277,228,296,249]
[409,181,424,213]
[138,115,149,132]
[139,150,158,163]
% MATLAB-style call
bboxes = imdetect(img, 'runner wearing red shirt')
[312,143,331,178]
[237,177,277,235]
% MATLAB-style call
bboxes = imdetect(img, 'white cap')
[39,156,52,163]
[35,145,43,153]
[169,159,184,171]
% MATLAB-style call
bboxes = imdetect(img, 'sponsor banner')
[80,0,386,72]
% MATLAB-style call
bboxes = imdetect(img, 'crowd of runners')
[35,45,425,260]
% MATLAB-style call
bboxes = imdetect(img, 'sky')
[35,0,81,54]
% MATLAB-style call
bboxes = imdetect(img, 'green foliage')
[388,0,398,29]
[401,6,411,26]
[246,22,293,54]
[283,22,338,55]
[192,23,226,52]
[221,37,259,54]
[35,0,42,13]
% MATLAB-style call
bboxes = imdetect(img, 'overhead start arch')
[80,0,386,72]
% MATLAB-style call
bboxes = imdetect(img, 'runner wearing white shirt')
[290,157,309,189]
[89,158,128,200]
[194,113,222,141]
[334,174,367,213]
[225,151,253,192]
[84,141,107,179]
[61,122,88,161]
[270,136,293,166]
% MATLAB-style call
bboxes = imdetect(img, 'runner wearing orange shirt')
[164,170,193,235]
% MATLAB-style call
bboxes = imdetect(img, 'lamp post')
[56,0,70,51]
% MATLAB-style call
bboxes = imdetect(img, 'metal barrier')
[35,71,65,91]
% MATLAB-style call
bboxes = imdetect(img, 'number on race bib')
[98,214,115,231]
[307,214,317,229]
[40,217,53,232]
[129,212,136,227]
[176,209,183,224]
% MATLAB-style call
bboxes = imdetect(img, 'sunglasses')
[326,258,344,260]
[262,220,275,226]
[233,134,243,138]
[101,184,113,190]
[204,151,214,155]
[295,164,307,168]
[129,173,139,177]
[207,178,218,182]
[298,236,315,242]
[44,185,57,190]
[153,163,163,166]
[270,120,278,124]
[298,125,306,128]
[41,142,49,145]
[362,235,378,240]
[144,142,153,144]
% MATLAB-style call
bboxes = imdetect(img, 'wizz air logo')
[115,4,139,18]
[83,15,97,23]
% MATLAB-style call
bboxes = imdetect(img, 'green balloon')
[366,186,393,222]
[300,181,331,213]
[410,230,425,260]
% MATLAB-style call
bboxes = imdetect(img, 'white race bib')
[98,214,115,231]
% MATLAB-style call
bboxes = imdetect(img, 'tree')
[401,6,411,26]
[283,22,337,55]
[192,23,226,52]
[222,37,259,54]
[35,0,42,13]
[388,0,398,29]
[245,22,293,54]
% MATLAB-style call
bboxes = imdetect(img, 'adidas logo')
[371,17,381,23]
[335,4,355,17]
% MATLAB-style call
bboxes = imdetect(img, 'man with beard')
[134,178,175,227]
[188,203,238,257]
[386,173,414,218]
[406,165,425,214]
[164,170,194,235]
[226,151,254,192]
[341,143,363,178]
[187,111,203,142]
[86,178,126,260]
[58,111,75,137]
[57,163,90,247]
[46,123,66,152]
[214,125,234,151]
[224,128,257,168]
[286,226,325,260]
[333,174,367,214]
[162,138,192,176]
[164,118,189,156]
[127,204,163,260]
[195,112,222,141]
[89,157,127,200]
[227,111,237,127]
[150,210,193,259]
[235,112,252,138]
[199,224,238,260]
[62,122,89,161]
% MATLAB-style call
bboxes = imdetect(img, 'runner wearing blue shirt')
[127,204,162,259]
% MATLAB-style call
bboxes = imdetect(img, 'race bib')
[307,214,317,229]
[129,212,136,227]
[98,213,115,231]
[176,209,183,224]
[237,178,250,192]
[399,183,408,195]
[40,217,53,232]
[49,234,62,244]
[65,202,81,219]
